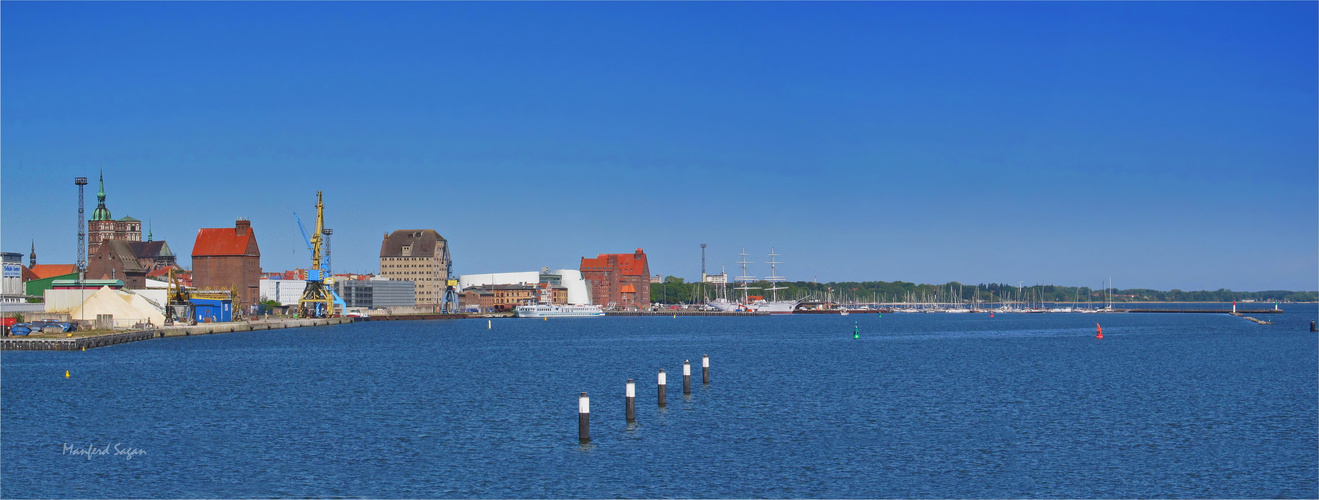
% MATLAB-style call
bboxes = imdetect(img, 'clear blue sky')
[3,2,1316,291]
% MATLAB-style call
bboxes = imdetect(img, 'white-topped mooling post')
[625,379,636,422]
[683,359,692,395]
[702,354,710,385]
[578,392,590,443]
[657,369,667,407]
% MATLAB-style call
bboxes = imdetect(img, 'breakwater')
[0,317,351,351]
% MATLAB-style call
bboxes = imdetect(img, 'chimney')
[235,218,251,236]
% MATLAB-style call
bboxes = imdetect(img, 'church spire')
[148,221,153,242]
[29,240,36,267]
[91,169,112,221]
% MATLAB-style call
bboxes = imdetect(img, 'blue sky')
[3,1,1315,291]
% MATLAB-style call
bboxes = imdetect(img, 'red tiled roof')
[580,249,648,276]
[28,264,77,279]
[620,284,637,293]
[146,265,184,278]
[192,227,258,257]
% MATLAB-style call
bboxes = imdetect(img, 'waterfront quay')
[1,317,352,351]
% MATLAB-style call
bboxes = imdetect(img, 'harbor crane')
[296,191,340,318]
[439,245,459,314]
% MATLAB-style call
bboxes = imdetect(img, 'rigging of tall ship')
[706,247,799,314]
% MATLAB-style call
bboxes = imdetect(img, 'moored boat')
[514,304,604,318]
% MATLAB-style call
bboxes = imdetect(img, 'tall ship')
[706,248,800,314]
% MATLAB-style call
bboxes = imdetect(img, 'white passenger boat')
[514,304,604,318]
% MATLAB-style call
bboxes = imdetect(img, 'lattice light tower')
[74,176,88,281]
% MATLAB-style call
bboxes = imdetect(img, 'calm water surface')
[3,306,1316,498]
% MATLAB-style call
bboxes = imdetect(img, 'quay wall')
[1,317,352,351]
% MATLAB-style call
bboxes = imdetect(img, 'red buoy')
[990,312,994,318]
[1096,323,1103,339]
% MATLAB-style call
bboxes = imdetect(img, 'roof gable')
[193,227,259,257]
[380,229,446,258]
[581,250,648,276]
[105,240,146,273]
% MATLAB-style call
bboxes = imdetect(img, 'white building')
[2,252,24,302]
[702,272,729,284]
[259,279,308,306]
[458,269,592,305]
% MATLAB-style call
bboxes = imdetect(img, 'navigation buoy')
[543,317,547,321]
[853,321,860,340]
[488,319,492,329]
[81,346,85,351]
[64,370,70,378]
[990,312,994,318]
[1096,323,1103,339]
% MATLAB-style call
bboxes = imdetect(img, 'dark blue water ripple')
[3,306,1316,498]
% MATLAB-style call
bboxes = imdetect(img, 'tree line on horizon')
[649,277,1318,305]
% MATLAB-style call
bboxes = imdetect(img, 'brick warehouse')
[379,229,451,306]
[192,219,262,308]
[580,249,650,310]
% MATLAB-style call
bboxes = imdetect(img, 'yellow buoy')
[81,347,85,351]
[543,317,547,321]
[65,370,70,378]
[66,333,73,337]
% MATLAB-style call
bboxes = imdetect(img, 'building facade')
[86,173,143,256]
[379,229,450,305]
[259,279,308,306]
[460,283,565,312]
[192,219,262,308]
[579,249,651,310]
[335,279,417,308]
[2,252,24,301]
[86,240,147,289]
[86,240,177,290]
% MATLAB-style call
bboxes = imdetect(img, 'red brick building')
[580,249,651,310]
[192,219,262,307]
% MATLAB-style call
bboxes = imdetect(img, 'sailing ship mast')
[764,247,786,303]
[735,248,759,303]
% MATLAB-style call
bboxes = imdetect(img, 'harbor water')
[3,306,1316,498]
